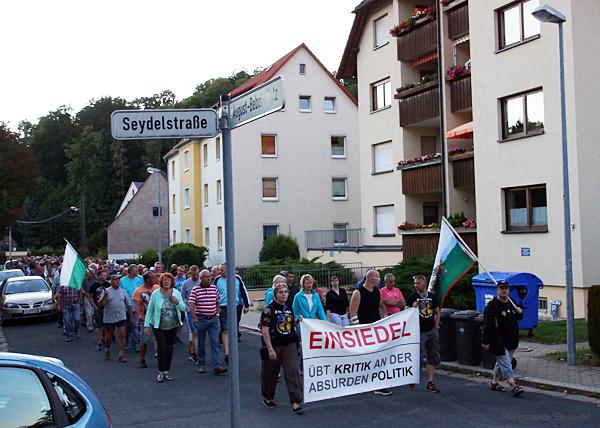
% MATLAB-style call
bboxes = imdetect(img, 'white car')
[0,276,56,323]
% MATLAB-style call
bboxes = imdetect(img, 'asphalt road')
[3,318,600,428]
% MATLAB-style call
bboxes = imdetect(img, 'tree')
[0,123,39,226]
[178,70,252,108]
[259,235,300,262]
[162,243,208,267]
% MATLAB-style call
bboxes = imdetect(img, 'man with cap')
[482,280,524,396]
[99,273,133,363]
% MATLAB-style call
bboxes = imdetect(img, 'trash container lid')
[472,272,543,289]
[450,310,480,320]
[441,308,458,316]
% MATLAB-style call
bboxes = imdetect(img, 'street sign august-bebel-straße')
[228,75,284,129]
[111,108,218,140]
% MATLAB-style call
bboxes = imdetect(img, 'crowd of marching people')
[7,254,525,415]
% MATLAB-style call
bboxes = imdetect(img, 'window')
[172,194,176,214]
[203,183,209,206]
[0,367,54,427]
[371,79,392,111]
[172,230,177,243]
[171,160,175,179]
[184,188,190,208]
[372,142,393,174]
[423,203,440,225]
[504,184,547,231]
[501,89,544,140]
[299,96,311,112]
[420,136,437,155]
[324,97,336,113]
[185,228,191,243]
[538,297,548,312]
[46,372,86,424]
[263,225,279,241]
[299,63,306,75]
[216,180,222,204]
[332,178,348,200]
[331,136,346,158]
[374,205,395,236]
[334,223,349,245]
[183,150,190,170]
[204,227,210,246]
[217,226,223,250]
[215,137,221,161]
[262,177,278,200]
[498,0,540,49]
[373,14,389,48]
[203,144,208,166]
[261,134,277,157]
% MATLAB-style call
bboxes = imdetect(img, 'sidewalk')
[239,309,600,398]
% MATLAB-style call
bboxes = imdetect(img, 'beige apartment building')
[338,0,599,318]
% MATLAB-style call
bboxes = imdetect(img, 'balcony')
[449,150,475,188]
[449,71,472,112]
[399,157,442,195]
[305,228,363,251]
[395,80,440,127]
[396,17,437,62]
[446,0,469,40]
[401,228,477,259]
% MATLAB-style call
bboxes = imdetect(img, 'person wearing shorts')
[99,274,133,363]
[133,271,159,368]
[89,269,109,351]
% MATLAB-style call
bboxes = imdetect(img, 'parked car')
[0,276,56,323]
[0,352,111,427]
[0,268,25,287]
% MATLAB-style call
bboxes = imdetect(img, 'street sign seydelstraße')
[111,109,218,140]
[229,75,285,129]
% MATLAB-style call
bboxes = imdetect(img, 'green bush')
[138,248,158,267]
[259,235,300,262]
[162,243,208,267]
[30,246,63,256]
[588,285,600,358]
[240,257,354,289]
[380,256,476,310]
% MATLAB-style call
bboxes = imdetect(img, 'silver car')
[0,269,25,286]
[0,276,56,323]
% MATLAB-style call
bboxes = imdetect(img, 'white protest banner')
[300,309,420,402]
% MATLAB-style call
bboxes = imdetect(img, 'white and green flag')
[59,242,87,290]
[428,218,477,305]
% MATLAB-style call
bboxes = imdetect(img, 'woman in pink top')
[380,273,405,316]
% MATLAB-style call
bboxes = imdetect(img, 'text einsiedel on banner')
[300,309,421,402]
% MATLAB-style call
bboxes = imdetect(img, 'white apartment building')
[168,43,361,267]
[338,0,599,317]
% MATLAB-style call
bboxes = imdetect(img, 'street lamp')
[147,166,163,265]
[532,4,575,366]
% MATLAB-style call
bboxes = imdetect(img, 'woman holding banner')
[260,282,304,414]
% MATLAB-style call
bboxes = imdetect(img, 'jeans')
[62,305,81,339]
[153,327,177,372]
[329,313,349,327]
[494,348,515,380]
[196,317,221,369]
[127,309,139,350]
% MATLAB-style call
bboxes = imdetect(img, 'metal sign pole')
[219,94,240,428]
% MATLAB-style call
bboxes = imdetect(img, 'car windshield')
[4,279,49,295]
[0,270,24,282]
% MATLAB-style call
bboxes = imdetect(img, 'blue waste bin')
[472,272,543,330]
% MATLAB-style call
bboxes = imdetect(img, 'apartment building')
[167,43,360,267]
[338,0,599,317]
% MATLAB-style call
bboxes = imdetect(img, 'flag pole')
[440,218,518,310]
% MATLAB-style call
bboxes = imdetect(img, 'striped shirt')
[188,284,220,317]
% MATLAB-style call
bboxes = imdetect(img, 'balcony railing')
[446,0,469,40]
[396,17,437,61]
[396,80,440,127]
[401,228,477,259]
[399,158,442,194]
[449,71,472,112]
[305,228,364,251]
[450,151,475,187]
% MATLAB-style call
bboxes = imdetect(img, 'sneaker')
[426,382,440,393]
[95,342,103,352]
[197,367,206,374]
[156,373,164,383]
[374,388,392,396]
[118,355,127,363]
[139,360,148,368]
[188,353,197,363]
[214,367,228,375]
[292,405,304,414]
[164,373,173,381]
[262,399,276,409]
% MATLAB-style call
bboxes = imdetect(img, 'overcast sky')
[1,0,357,129]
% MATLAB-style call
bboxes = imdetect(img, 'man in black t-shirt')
[406,274,441,393]
[88,269,109,352]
